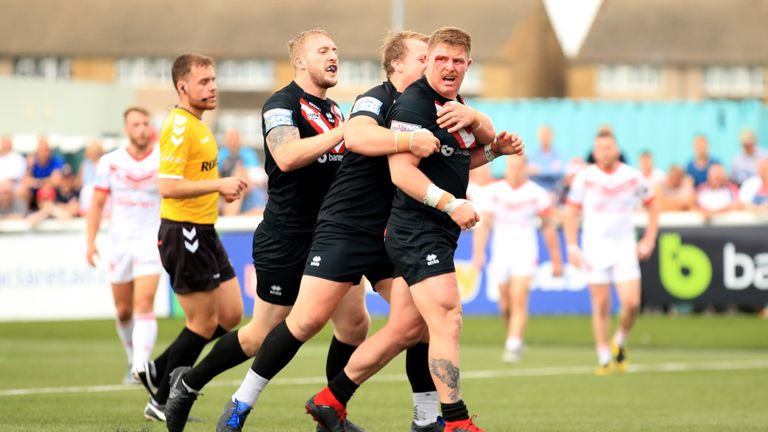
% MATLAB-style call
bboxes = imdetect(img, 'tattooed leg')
[429,357,461,402]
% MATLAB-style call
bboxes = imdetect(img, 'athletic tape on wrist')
[424,183,446,208]
[484,143,496,162]
[443,198,468,215]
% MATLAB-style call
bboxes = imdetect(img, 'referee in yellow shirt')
[136,53,248,422]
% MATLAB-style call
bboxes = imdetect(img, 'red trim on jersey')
[566,198,582,208]
[300,98,335,131]
[94,186,110,193]
[643,196,655,207]
[584,178,639,196]
[596,162,622,174]
[127,146,155,162]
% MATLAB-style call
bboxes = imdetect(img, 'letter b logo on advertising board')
[659,233,712,299]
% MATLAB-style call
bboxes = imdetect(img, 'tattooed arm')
[267,125,345,172]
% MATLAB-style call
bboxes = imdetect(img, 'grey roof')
[0,0,549,61]
[576,0,768,64]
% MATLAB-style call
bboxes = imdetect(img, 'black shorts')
[252,227,310,306]
[158,219,236,294]
[384,220,458,286]
[303,224,394,287]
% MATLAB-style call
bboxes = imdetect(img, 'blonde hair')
[288,28,333,61]
[381,31,429,77]
[428,27,471,54]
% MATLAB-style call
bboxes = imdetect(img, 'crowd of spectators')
[1,125,766,224]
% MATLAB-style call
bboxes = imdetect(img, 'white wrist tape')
[423,183,446,208]
[443,198,468,215]
[483,143,496,162]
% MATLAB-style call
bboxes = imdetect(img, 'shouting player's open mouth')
[325,64,338,74]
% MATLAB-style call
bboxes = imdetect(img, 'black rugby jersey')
[259,81,345,240]
[385,76,479,234]
[316,80,399,235]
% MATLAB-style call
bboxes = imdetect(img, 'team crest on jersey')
[263,108,294,131]
[351,96,383,115]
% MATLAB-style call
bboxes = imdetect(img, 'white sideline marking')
[2,359,767,397]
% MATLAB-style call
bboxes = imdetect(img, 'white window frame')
[703,65,764,97]
[597,64,663,93]
[216,59,275,91]
[14,56,71,80]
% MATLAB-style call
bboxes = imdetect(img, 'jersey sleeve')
[387,105,431,133]
[637,174,655,205]
[567,172,586,207]
[262,95,298,137]
[92,154,111,192]
[349,88,388,126]
[534,183,553,214]
[158,114,191,180]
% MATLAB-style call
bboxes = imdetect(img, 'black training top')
[385,76,479,237]
[258,81,345,241]
[316,80,400,235]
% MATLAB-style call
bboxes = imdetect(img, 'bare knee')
[335,310,370,345]
[288,313,329,342]
[431,308,462,343]
[218,308,243,331]
[116,306,132,323]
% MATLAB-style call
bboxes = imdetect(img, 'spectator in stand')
[695,163,740,218]
[638,150,665,190]
[0,179,27,220]
[527,125,564,193]
[731,128,768,186]
[0,136,27,185]
[23,137,65,211]
[738,157,768,214]
[78,140,105,215]
[218,128,267,215]
[686,134,720,187]
[27,164,80,225]
[658,165,696,212]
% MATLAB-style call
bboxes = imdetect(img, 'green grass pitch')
[0,315,766,431]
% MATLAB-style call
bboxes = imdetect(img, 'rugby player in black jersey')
[312,27,524,432]
[162,29,370,432]
[210,30,466,432]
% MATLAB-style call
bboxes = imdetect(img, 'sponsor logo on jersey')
[390,120,422,133]
[201,158,218,172]
[264,108,294,131]
[351,96,384,115]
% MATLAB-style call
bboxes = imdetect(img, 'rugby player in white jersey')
[86,107,161,384]
[563,129,659,375]
[472,155,562,363]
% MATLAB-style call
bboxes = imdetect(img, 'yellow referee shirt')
[158,107,220,224]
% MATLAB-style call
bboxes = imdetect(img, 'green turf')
[0,315,766,431]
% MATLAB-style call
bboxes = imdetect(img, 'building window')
[338,60,382,87]
[597,64,662,92]
[703,66,764,97]
[217,60,274,91]
[116,58,173,85]
[217,110,263,146]
[14,57,71,80]
[461,64,483,95]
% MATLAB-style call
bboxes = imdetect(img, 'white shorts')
[489,246,538,283]
[583,244,640,285]
[109,237,162,284]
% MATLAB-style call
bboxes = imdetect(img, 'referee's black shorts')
[158,219,236,294]
[384,218,458,287]
[251,226,310,306]
[303,222,394,287]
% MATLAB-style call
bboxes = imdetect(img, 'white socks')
[505,336,523,351]
[116,319,134,363]
[597,345,612,365]
[412,391,440,426]
[132,312,158,368]
[232,369,270,406]
[614,329,628,348]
